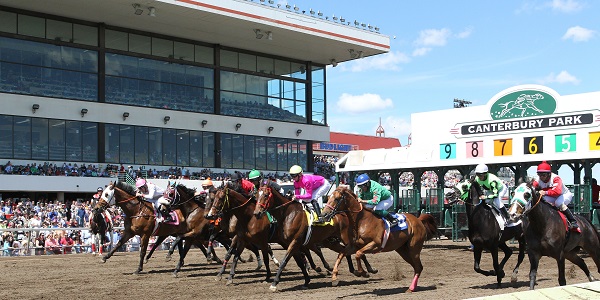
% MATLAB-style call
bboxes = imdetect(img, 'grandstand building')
[313,132,401,157]
[0,0,389,200]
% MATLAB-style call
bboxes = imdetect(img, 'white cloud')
[412,47,431,57]
[414,28,452,47]
[549,0,583,13]
[562,26,596,42]
[455,27,473,39]
[380,116,412,137]
[336,93,394,114]
[540,70,580,84]
[344,51,410,72]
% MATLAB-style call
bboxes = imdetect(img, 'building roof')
[330,132,401,150]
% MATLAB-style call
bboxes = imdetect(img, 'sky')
[280,0,599,183]
[279,0,598,146]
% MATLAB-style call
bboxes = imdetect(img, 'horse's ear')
[517,177,525,185]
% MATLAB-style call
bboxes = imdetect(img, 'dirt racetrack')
[3,238,599,300]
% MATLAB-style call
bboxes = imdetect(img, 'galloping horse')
[90,208,112,255]
[95,181,207,275]
[450,179,525,286]
[509,182,600,289]
[322,186,437,292]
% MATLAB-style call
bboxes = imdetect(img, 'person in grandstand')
[473,164,510,222]
[135,178,171,222]
[289,165,331,223]
[533,161,580,233]
[355,173,398,227]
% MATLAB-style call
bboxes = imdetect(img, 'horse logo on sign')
[490,90,556,120]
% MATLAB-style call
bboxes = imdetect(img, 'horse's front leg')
[173,239,193,278]
[473,246,495,276]
[216,236,238,281]
[145,235,167,264]
[102,231,133,263]
[557,256,567,286]
[490,246,505,286]
[354,241,378,278]
[528,250,541,289]
[166,236,182,262]
[136,234,151,275]
[332,252,347,287]
[226,241,246,286]
[270,240,303,292]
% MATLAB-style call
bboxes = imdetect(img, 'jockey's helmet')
[202,178,213,187]
[248,169,261,180]
[231,172,243,181]
[356,174,370,186]
[537,161,552,173]
[474,164,488,174]
[97,187,104,192]
[135,178,147,188]
[289,165,303,175]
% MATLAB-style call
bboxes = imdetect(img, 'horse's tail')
[418,213,438,241]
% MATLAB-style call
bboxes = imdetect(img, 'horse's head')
[508,181,536,221]
[205,185,228,220]
[95,182,116,211]
[322,186,354,216]
[254,185,273,219]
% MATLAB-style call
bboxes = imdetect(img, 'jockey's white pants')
[364,195,394,211]
[543,191,573,208]
[301,180,332,209]
[485,184,508,210]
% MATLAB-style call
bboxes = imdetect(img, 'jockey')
[231,172,255,195]
[533,161,580,233]
[248,169,263,190]
[290,165,331,223]
[194,178,216,202]
[135,178,171,223]
[452,179,472,202]
[94,187,113,228]
[355,173,397,227]
[474,164,510,222]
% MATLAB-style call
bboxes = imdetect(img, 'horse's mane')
[115,181,136,195]
[174,183,196,197]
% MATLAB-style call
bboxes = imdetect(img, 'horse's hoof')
[369,268,379,274]
[269,285,277,292]
[332,279,339,287]
[511,276,517,283]
[226,279,233,286]
[215,260,223,265]
[362,273,370,278]
[165,255,172,262]
[314,267,322,273]
[215,275,222,281]
[301,285,309,290]
[326,270,332,276]
[173,272,178,278]
[247,255,254,262]
[133,271,141,275]
[405,288,413,293]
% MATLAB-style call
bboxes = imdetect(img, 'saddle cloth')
[484,204,521,230]
[302,209,334,246]
[151,210,181,235]
[381,213,408,249]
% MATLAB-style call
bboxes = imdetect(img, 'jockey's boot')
[161,207,174,223]
[311,199,325,223]
[561,207,581,233]
[499,206,510,222]
[384,212,398,227]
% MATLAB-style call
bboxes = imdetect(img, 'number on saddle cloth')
[387,213,408,231]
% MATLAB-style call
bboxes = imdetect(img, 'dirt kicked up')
[2,238,598,300]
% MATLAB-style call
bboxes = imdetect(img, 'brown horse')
[509,182,600,289]
[322,186,437,292]
[253,183,377,291]
[95,181,213,275]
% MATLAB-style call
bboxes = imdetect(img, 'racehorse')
[321,186,437,292]
[90,208,112,255]
[508,182,600,289]
[449,179,525,286]
[95,181,211,275]
[254,184,378,290]
[204,182,281,285]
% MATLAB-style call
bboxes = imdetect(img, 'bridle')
[212,186,251,216]
[323,190,363,217]
[256,187,296,212]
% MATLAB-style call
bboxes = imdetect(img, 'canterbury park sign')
[450,87,597,137]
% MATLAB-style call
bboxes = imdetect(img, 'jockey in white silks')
[135,178,172,222]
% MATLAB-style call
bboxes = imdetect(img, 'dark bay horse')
[509,182,600,289]
[95,181,216,275]
[322,186,437,292]
[90,208,112,255]
[454,179,526,286]
[204,183,279,285]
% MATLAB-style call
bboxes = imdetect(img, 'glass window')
[0,11,17,33]
[148,127,162,165]
[203,132,215,168]
[220,50,238,69]
[266,138,277,170]
[221,133,232,169]
[152,37,172,58]
[32,118,48,160]
[14,117,31,159]
[298,141,307,170]
[105,30,128,51]
[239,53,256,72]
[0,115,13,158]
[277,138,287,171]
[119,126,134,164]
[255,136,266,170]
[288,140,299,167]
[232,134,243,169]
[129,33,151,55]
[195,45,214,65]
[291,62,307,80]
[311,66,326,125]
[105,124,119,163]
[274,59,290,76]
[46,19,72,42]
[243,136,255,168]
[162,128,176,166]
[73,24,97,46]
[257,56,274,75]
[49,119,65,161]
[135,127,148,164]
[177,130,190,166]
[189,131,203,167]
[18,15,44,38]
[174,41,194,62]
[82,122,97,162]
[66,121,82,161]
